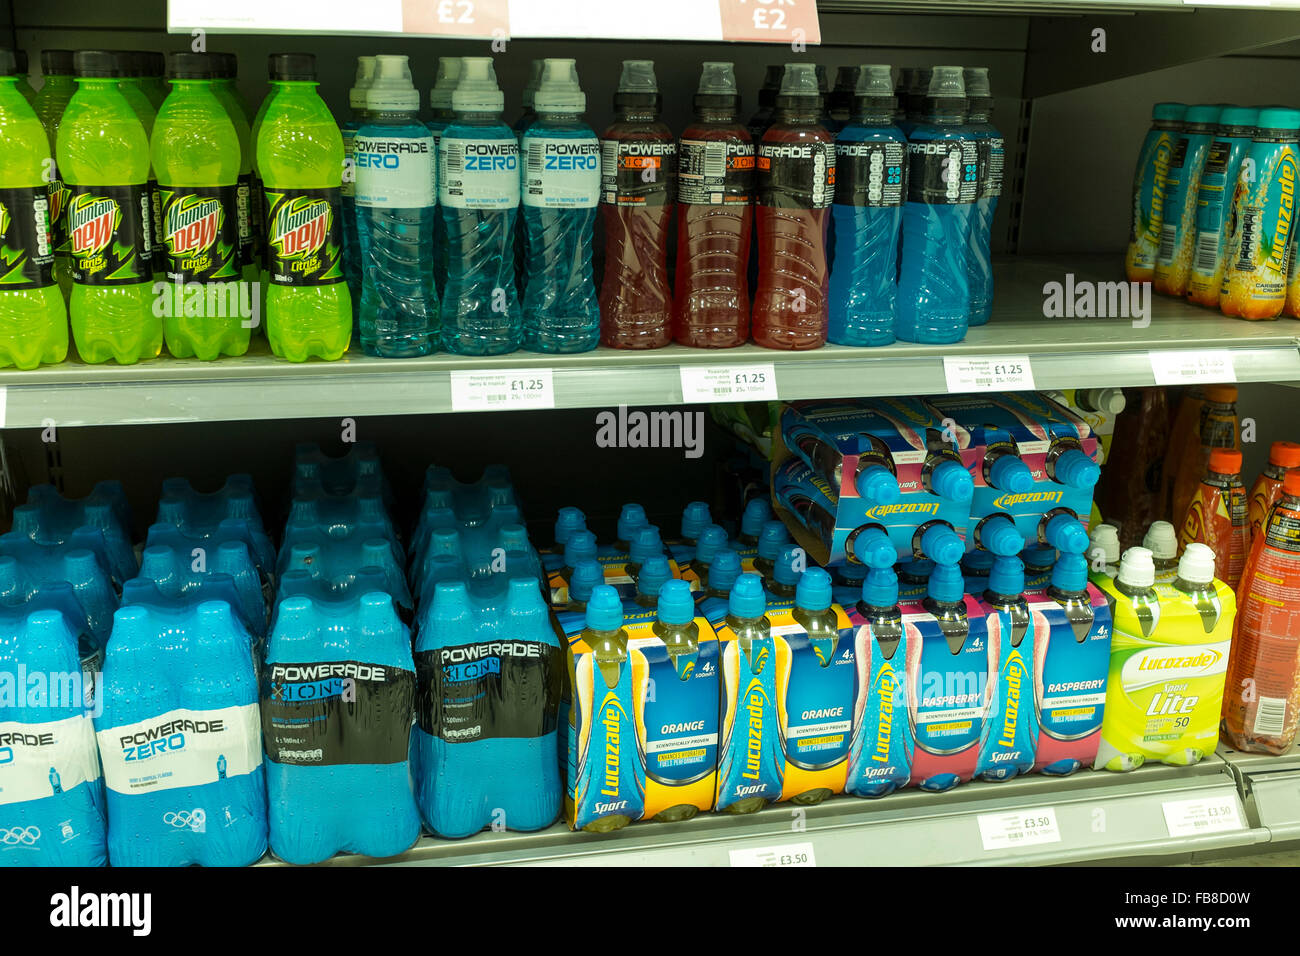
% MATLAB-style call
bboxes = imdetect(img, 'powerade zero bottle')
[895,66,977,344]
[0,48,67,369]
[963,66,1003,327]
[57,50,161,364]
[151,52,250,359]
[599,60,676,350]
[673,62,754,348]
[827,64,906,347]
[520,58,601,353]
[355,54,438,358]
[341,56,375,331]
[752,63,834,350]
[258,53,351,361]
[439,57,521,355]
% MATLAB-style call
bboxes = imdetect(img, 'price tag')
[449,368,554,411]
[1148,349,1237,385]
[728,841,816,867]
[718,0,822,43]
[976,807,1061,851]
[679,364,777,404]
[1161,796,1243,838]
[943,355,1035,393]
[400,0,510,37]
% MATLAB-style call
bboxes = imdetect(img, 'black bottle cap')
[0,49,15,77]
[613,90,661,112]
[41,49,75,75]
[167,51,216,80]
[268,52,316,82]
[147,51,165,77]
[74,50,124,78]
[693,92,741,113]
[212,52,237,79]
[15,49,28,74]
[114,51,142,76]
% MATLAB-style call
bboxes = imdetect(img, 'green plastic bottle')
[56,50,160,364]
[255,53,350,362]
[209,52,258,292]
[138,51,168,112]
[14,50,36,105]
[0,49,67,368]
[32,49,75,299]
[118,52,162,277]
[151,52,250,359]
[248,64,279,329]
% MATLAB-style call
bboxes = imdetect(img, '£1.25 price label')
[728,841,816,867]
[679,363,778,403]
[449,368,555,411]
[943,355,1035,393]
[977,807,1061,851]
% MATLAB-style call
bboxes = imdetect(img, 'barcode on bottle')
[528,142,543,173]
[1236,208,1259,271]
[1193,230,1220,274]
[1158,223,1177,265]
[446,142,465,174]
[705,143,727,180]
[1253,696,1287,736]
[601,141,618,179]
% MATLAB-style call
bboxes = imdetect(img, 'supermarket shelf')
[3,255,1297,428]
[260,759,1266,867]
[1219,742,1300,844]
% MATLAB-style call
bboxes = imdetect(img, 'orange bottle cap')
[1205,384,1238,403]
[1271,441,1300,469]
[1286,472,1300,496]
[1209,448,1242,473]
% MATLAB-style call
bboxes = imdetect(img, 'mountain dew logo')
[270,195,330,259]
[69,194,120,256]
[0,202,9,243]
[165,196,223,256]
[48,181,68,230]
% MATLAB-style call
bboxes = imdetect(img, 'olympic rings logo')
[1,826,41,845]
[162,809,206,831]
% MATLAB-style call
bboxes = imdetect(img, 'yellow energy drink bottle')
[1125,103,1185,282]
[789,566,842,805]
[1154,105,1220,297]
[1220,107,1300,319]
[649,579,703,822]
[56,50,161,364]
[0,48,67,368]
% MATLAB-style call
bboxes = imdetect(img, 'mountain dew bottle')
[56,50,160,363]
[118,52,161,277]
[33,49,75,300]
[209,53,258,291]
[256,53,350,361]
[151,52,249,359]
[0,48,67,368]
[14,50,36,105]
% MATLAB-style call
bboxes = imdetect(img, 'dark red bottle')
[598,59,675,350]
[674,62,754,348]
[752,63,835,351]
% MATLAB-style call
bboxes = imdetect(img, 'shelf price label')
[449,368,555,411]
[718,0,822,43]
[976,807,1061,851]
[1148,349,1237,386]
[729,841,816,867]
[401,0,510,36]
[1161,796,1243,838]
[943,355,1035,393]
[679,363,778,403]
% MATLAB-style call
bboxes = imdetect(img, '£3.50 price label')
[976,807,1061,851]
[1148,349,1237,386]
[449,368,555,411]
[1161,796,1243,838]
[679,363,778,403]
[943,355,1035,393]
[728,841,816,867]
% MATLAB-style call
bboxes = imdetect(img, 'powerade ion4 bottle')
[828,64,906,347]
[0,48,67,369]
[355,54,438,358]
[520,58,601,353]
[753,63,834,350]
[439,57,521,355]
[963,66,1002,327]
[673,62,753,348]
[895,66,977,344]
[57,50,161,364]
[599,60,676,349]
[257,53,351,361]
[151,52,250,360]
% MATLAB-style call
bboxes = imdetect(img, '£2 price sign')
[402,0,510,37]
[718,0,821,44]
